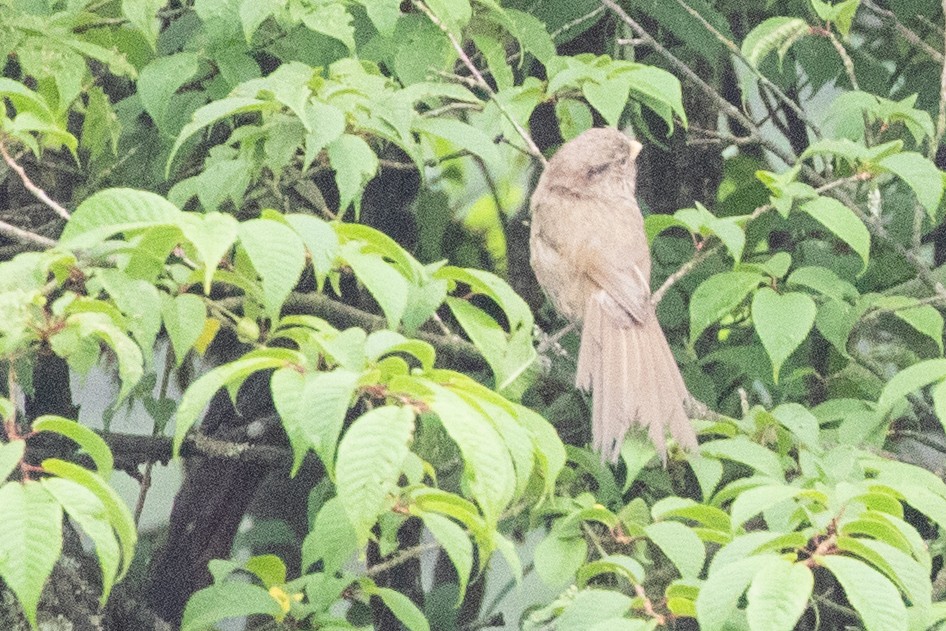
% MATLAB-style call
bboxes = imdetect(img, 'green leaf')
[419,512,473,599]
[302,101,347,171]
[751,288,816,382]
[645,521,705,579]
[741,17,809,68]
[60,188,182,249]
[299,1,355,51]
[414,117,500,167]
[879,152,945,219]
[771,403,821,448]
[285,214,339,292]
[181,582,283,631]
[700,437,785,480]
[696,554,773,631]
[364,584,431,631]
[168,97,275,171]
[423,381,516,523]
[836,536,932,611]
[238,218,307,320]
[354,0,401,35]
[32,416,113,479]
[40,458,137,580]
[534,530,588,587]
[327,134,379,217]
[161,293,207,366]
[0,481,63,629]
[746,557,813,631]
[67,312,144,401]
[178,212,240,294]
[0,440,25,482]
[239,0,286,41]
[799,197,871,271]
[270,367,359,474]
[576,554,645,588]
[582,75,632,127]
[96,269,162,362]
[340,242,410,329]
[729,484,802,527]
[425,0,472,37]
[301,496,359,574]
[335,406,416,544]
[877,358,946,416]
[787,266,858,302]
[818,554,907,631]
[138,53,200,132]
[42,477,121,605]
[556,589,634,629]
[690,271,764,344]
[555,98,594,141]
[174,349,305,455]
[623,63,688,129]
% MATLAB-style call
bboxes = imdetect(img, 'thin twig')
[413,0,547,166]
[862,0,944,62]
[822,29,860,91]
[673,0,821,138]
[0,141,71,220]
[0,218,56,248]
[551,6,606,41]
[932,0,946,158]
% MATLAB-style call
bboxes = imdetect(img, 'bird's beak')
[628,139,643,162]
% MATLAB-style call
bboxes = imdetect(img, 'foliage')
[3,0,946,630]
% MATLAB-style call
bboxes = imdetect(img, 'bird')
[529,127,697,462]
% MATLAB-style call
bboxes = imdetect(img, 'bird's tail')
[576,292,697,462]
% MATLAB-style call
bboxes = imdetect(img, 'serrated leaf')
[168,97,274,171]
[285,214,339,292]
[800,197,871,271]
[238,218,307,320]
[178,212,240,294]
[878,358,946,416]
[818,554,907,631]
[696,554,773,631]
[301,496,360,574]
[67,312,144,401]
[414,117,500,166]
[534,530,588,587]
[327,134,379,217]
[0,481,63,629]
[341,243,409,328]
[420,512,473,599]
[270,367,359,475]
[335,406,415,544]
[746,557,813,631]
[42,477,121,605]
[730,484,802,527]
[32,416,113,479]
[181,582,283,631]
[879,152,945,219]
[645,521,705,578]
[690,271,764,344]
[174,349,305,454]
[40,458,136,580]
[161,293,207,366]
[365,585,431,631]
[700,437,784,479]
[61,188,182,249]
[138,53,200,132]
[741,17,809,68]
[752,288,816,382]
[0,440,25,482]
[423,381,515,524]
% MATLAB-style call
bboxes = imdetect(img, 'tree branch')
[0,140,71,220]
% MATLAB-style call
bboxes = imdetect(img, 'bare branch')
[0,141,71,220]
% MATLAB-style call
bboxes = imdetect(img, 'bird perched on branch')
[529,127,698,462]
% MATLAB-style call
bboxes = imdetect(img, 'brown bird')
[529,127,697,462]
